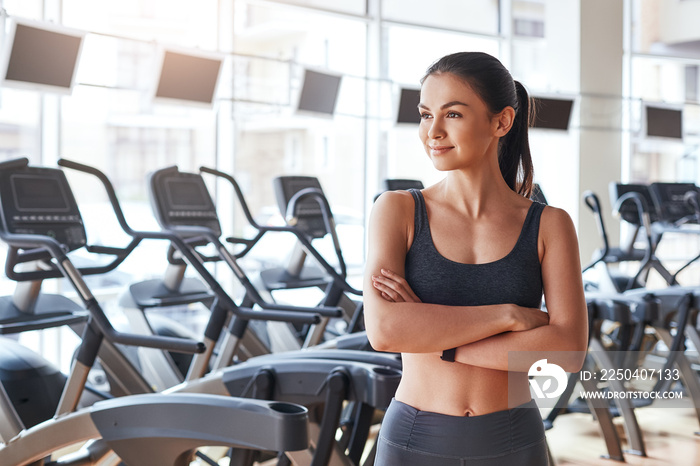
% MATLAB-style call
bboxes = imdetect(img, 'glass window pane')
[631,0,700,59]
[3,0,43,18]
[235,1,366,75]
[264,0,366,16]
[631,57,688,103]
[63,0,219,48]
[512,0,545,38]
[386,25,499,85]
[382,0,499,35]
[76,34,156,91]
[0,90,41,162]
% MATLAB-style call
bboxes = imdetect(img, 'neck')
[438,164,515,218]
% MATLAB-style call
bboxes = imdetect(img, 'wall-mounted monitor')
[152,47,224,107]
[644,104,683,140]
[396,87,421,125]
[531,96,574,130]
[296,68,342,116]
[0,17,85,94]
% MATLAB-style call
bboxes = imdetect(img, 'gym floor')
[546,400,700,465]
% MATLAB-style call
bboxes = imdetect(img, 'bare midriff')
[395,353,531,417]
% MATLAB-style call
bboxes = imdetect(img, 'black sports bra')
[404,189,544,310]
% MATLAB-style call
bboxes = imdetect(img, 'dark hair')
[421,52,534,198]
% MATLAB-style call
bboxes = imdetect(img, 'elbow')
[365,321,394,353]
[367,333,393,353]
[546,322,588,373]
[364,310,399,353]
[557,338,588,373]
[560,350,586,374]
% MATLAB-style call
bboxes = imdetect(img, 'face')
[418,72,505,172]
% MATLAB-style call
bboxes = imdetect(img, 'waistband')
[379,398,546,459]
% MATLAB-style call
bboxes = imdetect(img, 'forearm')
[364,299,516,353]
[453,322,587,373]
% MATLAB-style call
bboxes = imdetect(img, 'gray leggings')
[375,398,549,466]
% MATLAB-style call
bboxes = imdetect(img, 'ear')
[493,106,515,137]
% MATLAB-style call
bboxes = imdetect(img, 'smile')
[429,145,453,156]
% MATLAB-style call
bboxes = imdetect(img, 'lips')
[428,145,453,156]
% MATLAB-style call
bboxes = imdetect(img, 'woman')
[364,51,588,465]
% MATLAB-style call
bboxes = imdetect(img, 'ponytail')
[498,80,534,198]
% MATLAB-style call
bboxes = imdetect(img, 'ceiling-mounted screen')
[296,68,342,116]
[645,104,683,140]
[153,48,224,107]
[531,97,574,130]
[396,87,421,124]
[0,18,85,94]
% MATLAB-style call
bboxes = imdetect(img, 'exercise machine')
[0,158,312,465]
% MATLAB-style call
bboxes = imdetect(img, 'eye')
[420,112,433,120]
[446,111,461,118]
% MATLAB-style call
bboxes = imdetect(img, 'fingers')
[380,269,422,302]
[372,274,403,302]
[371,269,422,303]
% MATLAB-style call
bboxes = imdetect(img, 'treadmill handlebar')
[57,159,137,237]
[583,190,602,215]
[0,231,67,260]
[684,190,700,222]
[581,190,610,273]
[201,166,362,297]
[285,188,344,260]
[0,156,30,170]
[86,298,206,354]
[614,192,652,235]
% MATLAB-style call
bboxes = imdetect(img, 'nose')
[426,118,445,140]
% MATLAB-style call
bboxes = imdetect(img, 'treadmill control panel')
[149,168,221,236]
[649,182,698,223]
[0,165,86,251]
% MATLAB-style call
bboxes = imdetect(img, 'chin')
[430,159,458,172]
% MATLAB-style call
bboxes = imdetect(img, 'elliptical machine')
[0,157,312,465]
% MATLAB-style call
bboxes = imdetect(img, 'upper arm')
[539,206,588,350]
[363,191,414,335]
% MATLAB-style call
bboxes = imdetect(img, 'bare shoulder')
[369,190,417,247]
[371,190,416,220]
[538,205,580,255]
[540,205,575,231]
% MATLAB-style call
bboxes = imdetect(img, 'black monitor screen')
[165,179,211,210]
[12,175,70,211]
[397,88,421,124]
[531,97,574,130]
[155,51,223,104]
[646,106,682,139]
[4,22,83,90]
[297,69,341,115]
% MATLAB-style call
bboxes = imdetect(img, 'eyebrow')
[417,100,469,111]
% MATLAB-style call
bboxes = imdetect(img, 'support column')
[577,0,624,263]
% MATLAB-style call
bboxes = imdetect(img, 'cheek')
[418,123,429,143]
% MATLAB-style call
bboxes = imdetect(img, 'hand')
[371,269,422,303]
[509,304,549,332]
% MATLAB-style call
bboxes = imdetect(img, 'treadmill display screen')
[12,175,70,211]
[165,179,210,210]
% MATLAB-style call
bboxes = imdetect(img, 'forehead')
[419,72,482,106]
